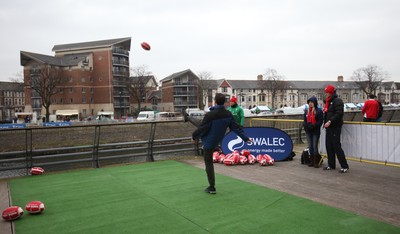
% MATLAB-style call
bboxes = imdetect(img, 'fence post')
[147,123,157,162]
[25,129,33,175]
[92,126,101,168]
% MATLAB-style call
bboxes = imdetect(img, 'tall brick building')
[20,37,131,119]
[160,69,200,112]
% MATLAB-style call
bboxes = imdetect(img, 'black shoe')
[339,168,349,173]
[323,166,335,170]
[204,186,216,194]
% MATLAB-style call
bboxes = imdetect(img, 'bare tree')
[351,64,388,95]
[197,71,214,110]
[258,69,288,109]
[128,65,155,113]
[28,64,67,122]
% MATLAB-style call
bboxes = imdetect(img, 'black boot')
[314,154,321,168]
[308,154,314,167]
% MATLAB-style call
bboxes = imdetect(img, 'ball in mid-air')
[141,42,151,51]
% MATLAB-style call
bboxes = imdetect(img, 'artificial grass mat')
[8,160,399,234]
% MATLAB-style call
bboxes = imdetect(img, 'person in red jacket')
[362,94,380,122]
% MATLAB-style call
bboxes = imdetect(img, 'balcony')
[112,70,129,77]
[174,82,196,87]
[173,92,197,96]
[112,59,129,67]
[112,48,129,56]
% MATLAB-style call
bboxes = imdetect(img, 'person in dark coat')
[323,85,349,173]
[192,93,251,194]
[303,96,323,168]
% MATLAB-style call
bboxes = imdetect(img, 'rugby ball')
[2,206,23,221]
[212,151,220,163]
[247,154,256,164]
[240,149,250,157]
[264,154,275,165]
[25,201,45,214]
[30,167,44,175]
[141,42,151,51]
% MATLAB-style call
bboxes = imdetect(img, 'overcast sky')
[1,0,399,82]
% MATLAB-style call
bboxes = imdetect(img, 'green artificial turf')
[9,160,399,234]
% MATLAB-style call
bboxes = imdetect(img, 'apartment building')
[0,81,25,122]
[202,75,400,110]
[160,69,200,112]
[20,37,131,119]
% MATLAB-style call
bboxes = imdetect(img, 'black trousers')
[203,149,215,187]
[325,126,349,169]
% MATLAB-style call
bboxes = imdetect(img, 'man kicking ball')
[192,93,252,194]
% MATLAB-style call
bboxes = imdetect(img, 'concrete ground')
[1,146,399,233]
[180,146,400,228]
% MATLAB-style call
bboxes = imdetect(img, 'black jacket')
[303,96,323,134]
[324,93,344,127]
[192,105,249,150]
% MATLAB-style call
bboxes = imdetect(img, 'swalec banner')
[221,127,293,161]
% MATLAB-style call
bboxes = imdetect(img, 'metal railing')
[0,120,198,177]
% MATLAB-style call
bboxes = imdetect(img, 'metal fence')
[0,120,199,178]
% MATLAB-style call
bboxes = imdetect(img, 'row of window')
[3,98,24,106]
[59,87,95,94]
[2,91,24,97]
[51,98,94,104]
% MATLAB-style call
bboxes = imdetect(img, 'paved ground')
[1,146,399,233]
[180,146,400,228]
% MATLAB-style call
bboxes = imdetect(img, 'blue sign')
[43,122,72,127]
[0,124,26,129]
[221,127,293,161]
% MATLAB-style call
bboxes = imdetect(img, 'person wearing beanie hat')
[324,85,335,95]
[323,85,349,173]
[228,96,245,126]
[303,96,324,168]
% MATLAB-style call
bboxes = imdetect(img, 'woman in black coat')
[303,96,323,167]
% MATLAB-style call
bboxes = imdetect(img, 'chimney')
[337,76,344,82]
[257,74,263,81]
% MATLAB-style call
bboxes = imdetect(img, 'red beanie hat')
[230,96,237,103]
[324,85,335,94]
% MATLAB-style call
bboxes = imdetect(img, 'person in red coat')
[362,94,380,122]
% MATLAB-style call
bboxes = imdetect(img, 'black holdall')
[301,148,311,164]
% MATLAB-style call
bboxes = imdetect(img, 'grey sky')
[1,0,399,82]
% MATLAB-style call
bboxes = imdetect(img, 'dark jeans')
[203,149,215,187]
[306,132,320,156]
[325,127,349,169]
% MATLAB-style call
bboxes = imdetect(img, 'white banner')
[319,123,400,164]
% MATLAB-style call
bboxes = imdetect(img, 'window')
[81,77,86,83]
[60,98,63,103]
[221,87,227,92]
[152,97,157,105]
[82,98,86,104]
[90,98,94,104]
[69,77,73,82]
[90,77,94,83]
[82,87,86,93]
[70,87,73,93]
[90,88,94,94]
[82,109,87,116]
[70,98,73,103]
